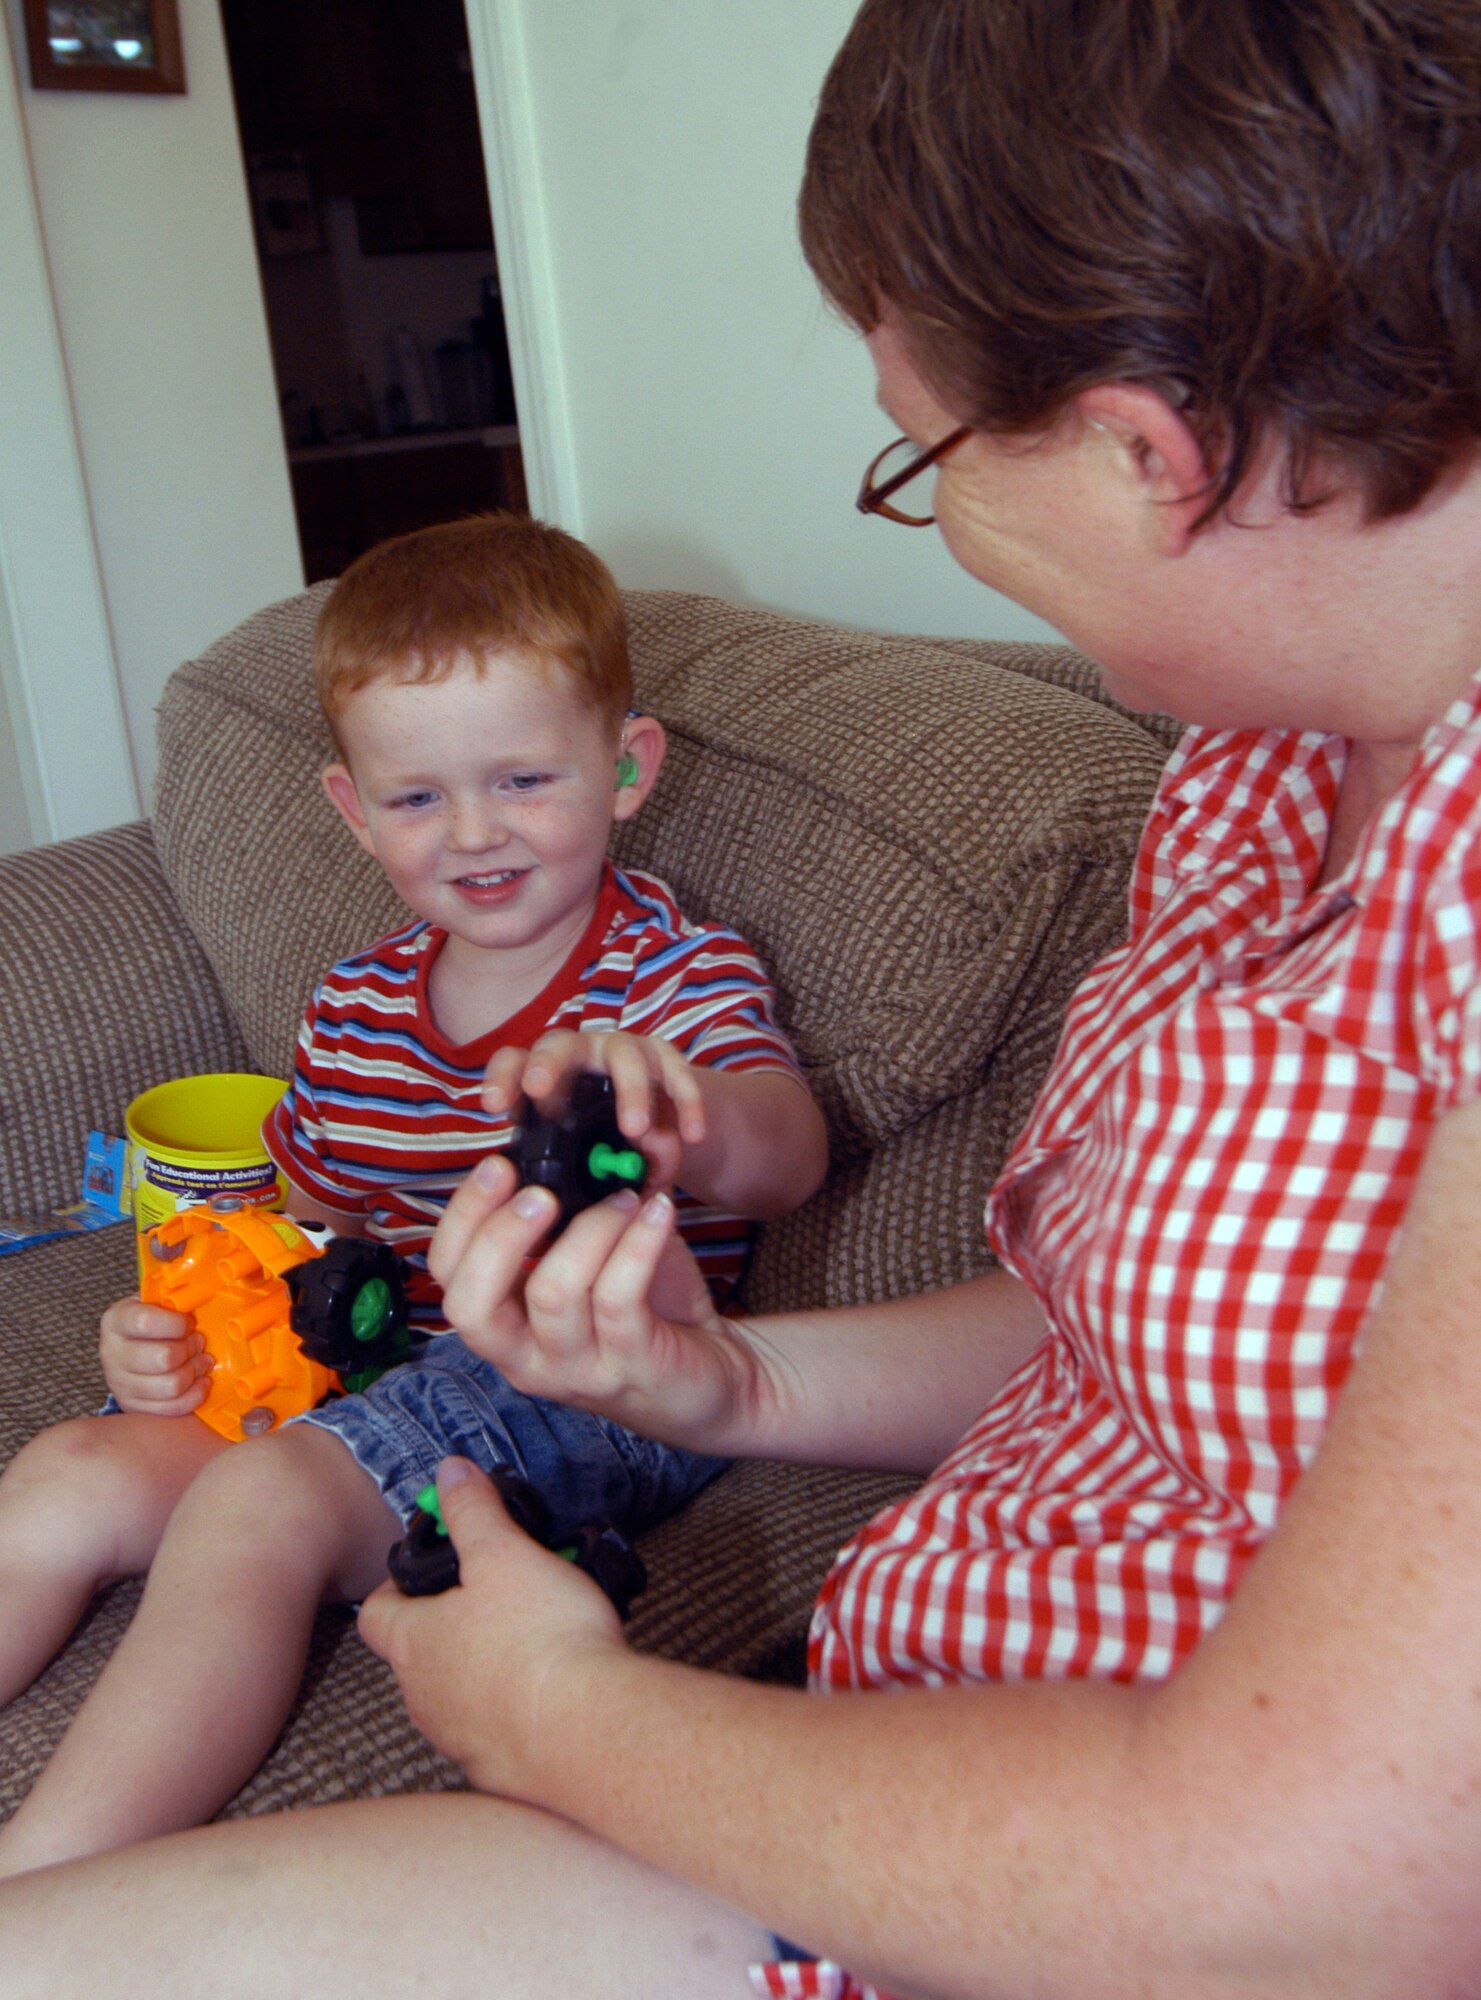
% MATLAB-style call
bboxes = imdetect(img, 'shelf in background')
[288,424,520,465]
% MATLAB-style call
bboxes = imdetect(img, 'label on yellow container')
[125,1073,288,1279]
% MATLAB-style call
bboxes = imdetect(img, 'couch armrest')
[0,822,253,1214]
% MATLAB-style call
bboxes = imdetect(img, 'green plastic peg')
[415,1482,447,1535]
[587,1141,645,1185]
[350,1275,395,1343]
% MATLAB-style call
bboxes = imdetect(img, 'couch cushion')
[0,822,252,1215]
[153,580,399,1083]
[605,594,1174,1309]
[610,594,1170,1146]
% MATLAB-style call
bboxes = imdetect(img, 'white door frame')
[0,19,139,848]
[464,0,579,530]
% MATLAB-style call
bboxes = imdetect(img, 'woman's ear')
[322,762,377,856]
[1074,383,1213,550]
[611,713,666,823]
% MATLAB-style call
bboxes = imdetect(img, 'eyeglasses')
[856,426,972,526]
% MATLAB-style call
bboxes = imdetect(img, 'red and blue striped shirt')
[264,863,803,1332]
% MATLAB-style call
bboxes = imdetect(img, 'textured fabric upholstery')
[0,584,1173,1826]
[607,594,1174,1309]
[152,579,400,1084]
[0,820,250,1216]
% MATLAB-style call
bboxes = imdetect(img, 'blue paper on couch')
[0,1132,131,1256]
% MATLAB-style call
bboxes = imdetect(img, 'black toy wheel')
[386,1468,647,1618]
[508,1073,647,1231]
[286,1238,411,1376]
[567,1523,648,1621]
[386,1507,460,1597]
[488,1466,556,1542]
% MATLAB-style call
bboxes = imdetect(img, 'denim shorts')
[287,1333,726,1536]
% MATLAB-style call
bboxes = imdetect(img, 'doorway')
[218,0,525,584]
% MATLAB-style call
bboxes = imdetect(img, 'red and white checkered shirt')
[755,673,1481,1998]
[749,1963,881,1999]
[809,669,1481,1695]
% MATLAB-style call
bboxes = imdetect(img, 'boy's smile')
[453,866,530,907]
[321,650,660,1023]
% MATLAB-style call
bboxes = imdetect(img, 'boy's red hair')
[314,513,631,734]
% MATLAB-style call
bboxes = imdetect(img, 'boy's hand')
[428,1155,755,1453]
[99,1295,211,1416]
[483,1031,706,1190]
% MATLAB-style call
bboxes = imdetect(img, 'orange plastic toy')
[140,1204,341,1442]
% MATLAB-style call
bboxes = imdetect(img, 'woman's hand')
[428,1155,757,1454]
[99,1295,210,1416]
[482,1030,707,1191]
[357,1457,626,1801]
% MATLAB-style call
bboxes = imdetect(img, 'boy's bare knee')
[0,1418,152,1570]
[4,1416,133,1501]
[180,1428,334,1528]
[169,1426,393,1594]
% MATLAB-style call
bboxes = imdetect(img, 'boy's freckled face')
[326,652,623,970]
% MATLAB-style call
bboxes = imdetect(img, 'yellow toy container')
[125,1073,287,1282]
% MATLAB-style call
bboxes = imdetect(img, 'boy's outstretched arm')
[672,1065,828,1217]
[484,1031,828,1219]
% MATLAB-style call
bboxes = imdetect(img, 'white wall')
[0,11,136,854]
[2,0,302,821]
[0,677,33,857]
[470,0,1059,647]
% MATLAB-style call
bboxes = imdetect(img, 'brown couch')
[0,585,1175,1824]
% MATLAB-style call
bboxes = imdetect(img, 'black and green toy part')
[387,1467,648,1619]
[286,1237,413,1392]
[508,1073,647,1231]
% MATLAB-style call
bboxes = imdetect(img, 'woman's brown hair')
[800,0,1481,520]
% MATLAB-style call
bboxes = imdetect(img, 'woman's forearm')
[715,1267,1047,1471]
[515,1639,1265,2000]
[519,1606,1463,2000]
[427,1159,1045,1473]
[524,1646,1140,2000]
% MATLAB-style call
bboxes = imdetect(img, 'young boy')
[0,513,828,1877]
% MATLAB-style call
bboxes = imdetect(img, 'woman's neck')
[1318,736,1425,886]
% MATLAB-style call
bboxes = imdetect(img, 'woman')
[6,2,1481,1994]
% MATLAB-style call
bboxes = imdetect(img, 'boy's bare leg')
[0,1793,773,1999]
[0,1424,400,1879]
[0,1413,228,1708]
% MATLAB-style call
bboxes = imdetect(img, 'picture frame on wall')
[22,0,186,94]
